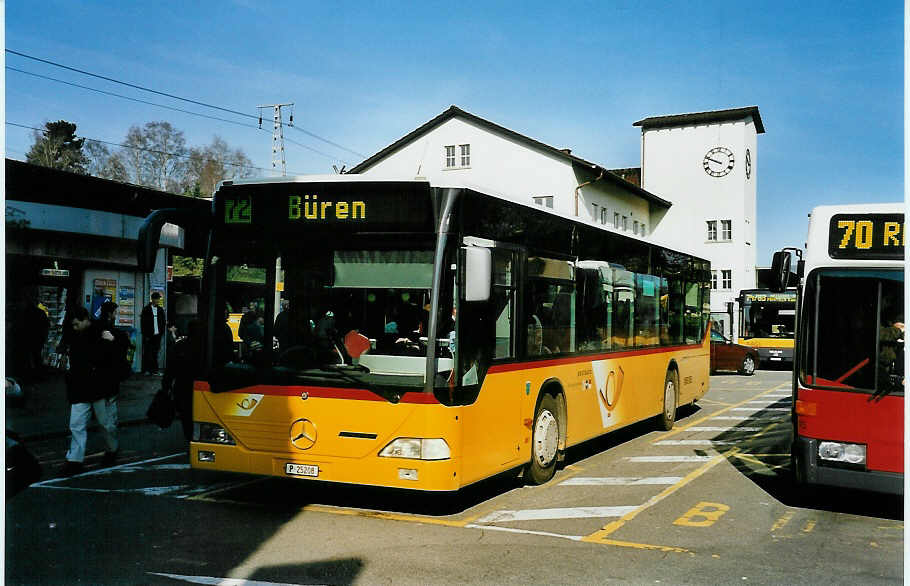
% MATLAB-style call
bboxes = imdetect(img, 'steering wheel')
[276,345,319,368]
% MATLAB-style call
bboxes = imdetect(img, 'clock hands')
[706,156,724,165]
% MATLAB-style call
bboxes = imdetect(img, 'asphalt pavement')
[6,370,163,442]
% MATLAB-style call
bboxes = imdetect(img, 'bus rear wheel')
[659,370,678,431]
[527,394,560,485]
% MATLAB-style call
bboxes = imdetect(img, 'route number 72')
[225,197,252,224]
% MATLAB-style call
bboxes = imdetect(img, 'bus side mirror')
[770,251,791,293]
[462,247,491,302]
[137,208,208,273]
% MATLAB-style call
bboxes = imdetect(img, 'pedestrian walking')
[58,305,121,476]
[141,291,166,375]
[161,320,203,441]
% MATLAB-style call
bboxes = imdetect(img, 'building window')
[640,223,647,237]
[622,216,628,231]
[722,269,732,290]
[460,144,470,167]
[592,203,598,220]
[601,208,608,225]
[533,195,553,209]
[711,270,718,290]
[445,145,456,168]
[721,219,732,241]
[707,220,717,241]
[613,212,620,229]
[633,220,639,235]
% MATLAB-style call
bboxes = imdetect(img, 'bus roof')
[805,202,904,272]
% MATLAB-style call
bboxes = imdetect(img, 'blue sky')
[4,1,904,264]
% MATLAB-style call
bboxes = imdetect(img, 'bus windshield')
[740,291,795,339]
[211,238,456,392]
[799,269,904,395]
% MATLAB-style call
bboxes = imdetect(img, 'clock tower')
[634,106,764,340]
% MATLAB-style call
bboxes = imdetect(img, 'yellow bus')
[737,288,796,366]
[138,178,711,491]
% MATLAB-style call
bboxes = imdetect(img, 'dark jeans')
[142,334,162,373]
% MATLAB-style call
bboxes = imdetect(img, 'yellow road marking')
[771,511,794,532]
[582,447,738,543]
[597,538,690,553]
[301,504,480,527]
[802,520,816,533]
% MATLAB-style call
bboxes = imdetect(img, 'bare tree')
[84,140,128,182]
[183,136,255,197]
[120,121,187,192]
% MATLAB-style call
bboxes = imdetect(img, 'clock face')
[703,147,735,177]
[745,148,752,179]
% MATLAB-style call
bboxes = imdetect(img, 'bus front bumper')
[758,347,793,365]
[793,437,903,495]
[189,442,463,492]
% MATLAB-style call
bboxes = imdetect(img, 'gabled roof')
[633,106,765,134]
[348,105,671,209]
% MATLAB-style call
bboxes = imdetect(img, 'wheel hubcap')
[534,409,558,467]
[744,357,754,374]
[664,380,676,419]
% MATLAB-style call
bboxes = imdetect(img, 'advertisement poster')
[91,278,117,318]
[117,285,135,326]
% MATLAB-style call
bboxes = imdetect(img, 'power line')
[7,65,350,165]
[6,121,307,176]
[6,49,367,160]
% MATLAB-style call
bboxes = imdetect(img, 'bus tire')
[527,394,560,485]
[739,356,756,376]
[659,369,678,431]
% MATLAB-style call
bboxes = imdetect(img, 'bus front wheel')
[659,370,678,431]
[527,394,560,485]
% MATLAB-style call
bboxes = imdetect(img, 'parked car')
[710,330,759,375]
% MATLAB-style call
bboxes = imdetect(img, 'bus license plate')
[285,463,319,477]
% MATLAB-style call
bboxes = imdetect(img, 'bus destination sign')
[828,213,904,260]
[217,181,432,233]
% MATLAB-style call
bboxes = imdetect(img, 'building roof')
[348,105,671,209]
[5,158,210,217]
[633,106,765,134]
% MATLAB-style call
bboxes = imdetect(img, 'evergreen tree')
[26,120,88,173]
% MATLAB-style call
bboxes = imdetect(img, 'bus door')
[459,243,521,469]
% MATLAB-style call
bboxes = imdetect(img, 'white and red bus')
[772,203,903,494]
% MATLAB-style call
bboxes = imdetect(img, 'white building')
[349,105,764,339]
[634,107,765,339]
[349,106,670,239]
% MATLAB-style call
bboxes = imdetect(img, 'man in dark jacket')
[141,291,166,374]
[59,305,121,476]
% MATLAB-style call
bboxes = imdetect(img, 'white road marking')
[476,506,639,523]
[32,453,185,486]
[653,440,733,446]
[687,426,761,432]
[147,573,302,586]
[559,476,683,486]
[627,455,715,463]
[464,524,583,541]
[730,407,790,412]
[710,416,778,421]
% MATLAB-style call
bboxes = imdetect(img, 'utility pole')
[258,103,294,176]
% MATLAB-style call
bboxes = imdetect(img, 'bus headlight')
[194,422,236,445]
[818,441,866,465]
[379,438,450,461]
